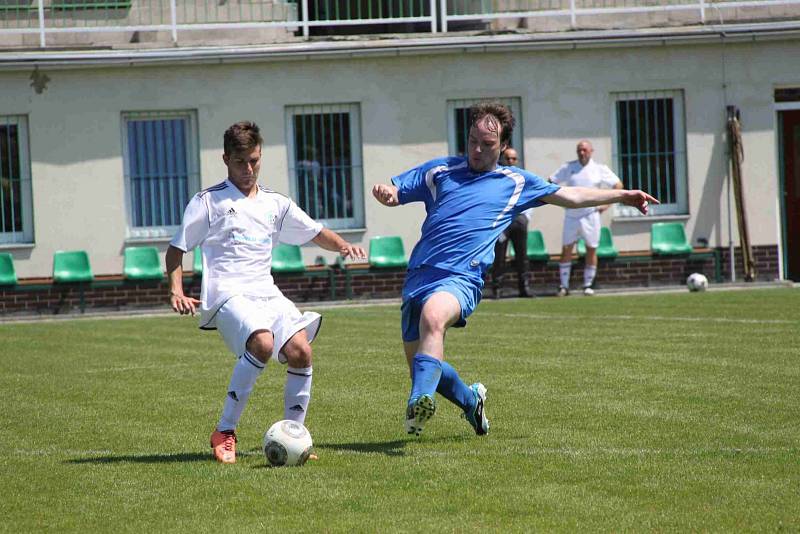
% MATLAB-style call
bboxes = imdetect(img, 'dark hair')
[469,101,515,146]
[223,121,262,155]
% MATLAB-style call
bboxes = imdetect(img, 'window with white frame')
[286,103,364,230]
[122,111,200,238]
[0,115,33,244]
[611,90,687,216]
[447,97,524,166]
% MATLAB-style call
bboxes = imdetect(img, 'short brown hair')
[223,121,262,155]
[469,101,515,146]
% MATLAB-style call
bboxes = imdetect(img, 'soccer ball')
[686,273,708,292]
[263,420,314,467]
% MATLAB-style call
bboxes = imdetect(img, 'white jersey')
[549,159,621,218]
[170,179,323,329]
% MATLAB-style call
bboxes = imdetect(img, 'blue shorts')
[400,266,482,342]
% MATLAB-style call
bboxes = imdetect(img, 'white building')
[1,1,799,282]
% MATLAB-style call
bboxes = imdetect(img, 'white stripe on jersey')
[493,168,526,228]
[425,165,446,201]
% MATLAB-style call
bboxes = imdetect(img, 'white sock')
[284,366,313,424]
[584,265,597,288]
[559,262,572,288]
[217,351,265,432]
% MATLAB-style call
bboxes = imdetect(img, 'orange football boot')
[210,429,237,464]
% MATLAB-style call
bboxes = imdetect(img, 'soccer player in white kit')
[549,140,622,296]
[165,121,365,464]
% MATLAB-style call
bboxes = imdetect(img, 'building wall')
[1,36,798,279]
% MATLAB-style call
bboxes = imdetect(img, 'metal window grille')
[0,115,33,244]
[611,90,687,215]
[447,97,524,166]
[286,103,364,229]
[122,110,199,237]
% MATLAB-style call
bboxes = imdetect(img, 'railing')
[1,0,799,48]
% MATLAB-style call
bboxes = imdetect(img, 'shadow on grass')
[317,439,408,457]
[66,452,210,464]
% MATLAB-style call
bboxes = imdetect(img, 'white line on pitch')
[490,313,797,325]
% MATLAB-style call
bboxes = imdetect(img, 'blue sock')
[436,361,476,413]
[408,354,442,405]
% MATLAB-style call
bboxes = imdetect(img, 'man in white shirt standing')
[549,140,622,296]
[165,121,366,464]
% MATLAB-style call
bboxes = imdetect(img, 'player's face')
[501,149,519,166]
[467,117,506,173]
[576,142,593,166]
[224,145,262,195]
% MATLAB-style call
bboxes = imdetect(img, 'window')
[122,111,200,238]
[286,103,364,230]
[611,90,687,216]
[0,115,33,244]
[447,97,524,166]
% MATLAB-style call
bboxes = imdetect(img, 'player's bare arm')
[311,228,367,260]
[165,245,202,316]
[597,181,624,213]
[372,183,400,207]
[543,187,658,215]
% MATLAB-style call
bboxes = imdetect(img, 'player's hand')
[339,244,366,260]
[621,190,659,215]
[372,184,399,207]
[170,293,201,316]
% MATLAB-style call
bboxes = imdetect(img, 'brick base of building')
[0,245,780,317]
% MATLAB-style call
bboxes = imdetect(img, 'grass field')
[2,287,799,532]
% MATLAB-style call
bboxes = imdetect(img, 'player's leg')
[558,244,574,296]
[212,296,275,463]
[580,213,601,295]
[413,284,488,436]
[558,217,579,296]
[271,296,322,425]
[508,220,530,297]
[280,329,313,424]
[490,235,508,299]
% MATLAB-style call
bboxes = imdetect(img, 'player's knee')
[284,341,313,368]
[419,310,447,337]
[246,331,274,363]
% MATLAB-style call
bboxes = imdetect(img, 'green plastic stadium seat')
[526,230,550,261]
[0,253,18,286]
[53,250,94,283]
[123,246,164,281]
[193,247,203,275]
[576,227,619,259]
[651,222,693,255]
[369,236,408,269]
[272,244,306,274]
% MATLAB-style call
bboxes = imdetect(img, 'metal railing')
[1,0,799,48]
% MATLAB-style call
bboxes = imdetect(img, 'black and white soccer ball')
[686,273,708,292]
[263,420,314,467]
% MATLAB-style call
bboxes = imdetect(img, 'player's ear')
[222,153,229,165]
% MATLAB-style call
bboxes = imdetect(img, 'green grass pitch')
[2,288,798,532]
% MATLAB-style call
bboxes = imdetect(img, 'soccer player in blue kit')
[372,102,658,437]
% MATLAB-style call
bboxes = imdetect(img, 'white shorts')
[562,211,601,248]
[215,295,322,364]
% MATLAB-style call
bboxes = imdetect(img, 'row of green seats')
[0,247,198,287]
[506,222,697,260]
[272,235,410,273]
[0,223,696,287]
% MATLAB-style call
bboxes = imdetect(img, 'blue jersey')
[392,156,560,282]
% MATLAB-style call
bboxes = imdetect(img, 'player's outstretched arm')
[372,184,399,207]
[543,187,659,215]
[165,245,202,316]
[312,228,367,260]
